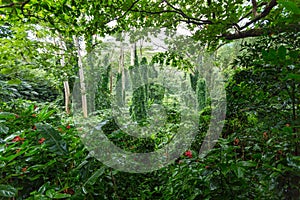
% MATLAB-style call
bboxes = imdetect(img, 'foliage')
[0,0,299,199]
[95,64,111,110]
[0,73,59,103]
[1,0,299,47]
[225,32,300,198]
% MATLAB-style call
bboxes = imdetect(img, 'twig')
[240,0,277,30]
[251,0,258,17]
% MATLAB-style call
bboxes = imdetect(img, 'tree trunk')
[58,34,71,114]
[63,81,70,114]
[73,35,88,118]
[121,45,125,103]
[131,43,137,66]
[139,39,143,57]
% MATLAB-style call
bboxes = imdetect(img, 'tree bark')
[119,44,126,103]
[131,43,137,66]
[58,34,71,115]
[73,35,88,118]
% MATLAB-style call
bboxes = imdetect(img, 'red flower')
[38,138,46,144]
[184,150,192,158]
[15,114,20,119]
[63,188,75,195]
[66,125,71,129]
[234,138,240,145]
[22,167,27,172]
[12,136,25,142]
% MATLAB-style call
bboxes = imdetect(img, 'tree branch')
[21,0,30,16]
[237,2,268,29]
[251,0,258,17]
[176,19,211,26]
[163,0,189,18]
[0,0,30,9]
[223,24,300,40]
[164,0,213,24]
[240,0,277,30]
[114,0,140,21]
[0,3,14,9]
[130,8,212,25]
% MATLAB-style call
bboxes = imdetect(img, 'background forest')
[0,0,299,199]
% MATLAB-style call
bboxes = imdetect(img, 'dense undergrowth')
[1,32,299,200]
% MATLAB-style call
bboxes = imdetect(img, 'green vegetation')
[0,0,299,199]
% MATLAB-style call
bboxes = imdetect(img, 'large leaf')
[0,125,9,134]
[37,182,50,194]
[82,167,106,194]
[278,0,300,14]
[0,112,15,120]
[7,79,22,85]
[36,123,68,155]
[37,106,56,121]
[84,167,106,186]
[0,185,17,197]
[286,73,300,81]
[45,189,71,199]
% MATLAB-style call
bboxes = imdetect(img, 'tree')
[2,0,299,47]
[122,0,299,47]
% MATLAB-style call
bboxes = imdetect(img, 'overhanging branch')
[240,0,277,30]
[251,0,258,17]
[130,8,212,25]
[0,0,30,9]
[0,3,15,9]
[223,24,300,40]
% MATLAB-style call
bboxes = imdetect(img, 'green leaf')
[36,123,68,155]
[0,148,27,161]
[75,160,89,170]
[278,46,287,60]
[285,73,300,81]
[0,68,12,75]
[45,189,56,198]
[45,189,71,199]
[287,156,300,170]
[54,193,71,199]
[0,112,16,120]
[0,185,17,197]
[0,125,9,134]
[38,182,50,194]
[232,165,245,178]
[278,0,300,14]
[37,106,55,121]
[238,161,257,167]
[28,174,43,181]
[28,194,50,200]
[237,167,244,178]
[7,79,22,85]
[84,167,106,186]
